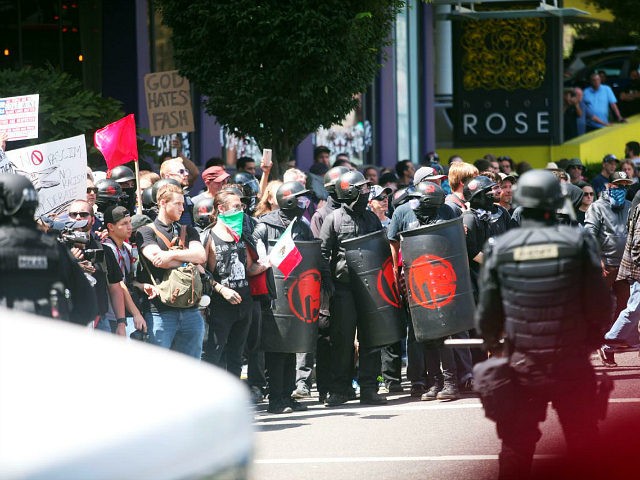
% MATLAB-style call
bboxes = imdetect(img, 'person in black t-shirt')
[136,184,207,359]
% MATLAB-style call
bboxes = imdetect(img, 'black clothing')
[563,104,579,140]
[208,230,250,303]
[475,218,612,478]
[0,220,98,325]
[319,206,382,285]
[82,233,122,317]
[320,205,384,397]
[462,209,492,298]
[136,218,201,312]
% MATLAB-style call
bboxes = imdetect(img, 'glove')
[318,313,330,330]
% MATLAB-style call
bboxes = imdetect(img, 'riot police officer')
[319,171,387,406]
[0,173,98,324]
[474,169,612,479]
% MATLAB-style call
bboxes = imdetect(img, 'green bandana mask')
[219,209,244,238]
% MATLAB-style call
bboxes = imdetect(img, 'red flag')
[94,114,138,170]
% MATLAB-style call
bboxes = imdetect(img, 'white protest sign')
[4,134,87,217]
[0,94,40,141]
[144,70,195,136]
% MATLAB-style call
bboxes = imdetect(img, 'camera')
[59,230,91,247]
[130,329,149,342]
[83,248,105,264]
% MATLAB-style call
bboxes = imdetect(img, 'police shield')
[343,229,406,348]
[262,240,321,353]
[400,217,475,341]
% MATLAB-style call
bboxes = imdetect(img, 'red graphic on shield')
[377,257,401,308]
[408,254,456,309]
[288,268,321,323]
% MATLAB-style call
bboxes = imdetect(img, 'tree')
[573,1,640,51]
[156,0,404,176]
[0,67,156,169]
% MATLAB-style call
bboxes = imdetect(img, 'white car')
[0,308,253,480]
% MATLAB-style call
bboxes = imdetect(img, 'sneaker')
[291,383,311,399]
[598,347,617,367]
[378,383,389,394]
[387,383,404,393]
[267,403,293,414]
[421,385,441,401]
[437,384,459,401]
[325,392,350,407]
[410,384,427,398]
[360,391,388,405]
[249,385,264,404]
[288,399,308,412]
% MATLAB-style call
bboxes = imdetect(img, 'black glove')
[318,313,330,330]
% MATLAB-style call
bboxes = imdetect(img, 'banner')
[144,70,195,136]
[0,94,39,141]
[1,135,87,217]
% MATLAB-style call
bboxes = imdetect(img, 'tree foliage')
[0,67,155,169]
[574,1,640,51]
[156,0,404,174]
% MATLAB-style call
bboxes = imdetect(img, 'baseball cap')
[498,172,516,183]
[202,166,230,184]
[610,171,633,186]
[414,166,446,184]
[566,158,585,170]
[369,185,392,201]
[603,154,619,164]
[103,205,130,225]
[545,161,561,171]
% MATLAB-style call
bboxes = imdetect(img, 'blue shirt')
[584,85,617,129]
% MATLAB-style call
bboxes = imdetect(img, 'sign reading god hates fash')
[144,70,195,137]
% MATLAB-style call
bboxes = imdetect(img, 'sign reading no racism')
[144,70,195,137]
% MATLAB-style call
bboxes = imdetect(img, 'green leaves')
[0,66,154,169]
[155,0,404,171]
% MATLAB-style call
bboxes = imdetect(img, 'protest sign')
[2,134,87,217]
[0,94,39,141]
[144,70,195,136]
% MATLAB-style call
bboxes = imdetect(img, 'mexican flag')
[269,220,302,279]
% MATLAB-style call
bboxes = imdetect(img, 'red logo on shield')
[376,257,401,308]
[408,254,456,309]
[288,269,321,323]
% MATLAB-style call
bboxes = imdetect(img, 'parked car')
[565,47,640,97]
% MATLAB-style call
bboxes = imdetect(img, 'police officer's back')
[475,170,612,479]
[0,173,98,325]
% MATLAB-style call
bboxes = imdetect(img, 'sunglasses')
[375,194,388,201]
[583,192,595,196]
[172,169,189,176]
[69,211,92,218]
[87,187,98,194]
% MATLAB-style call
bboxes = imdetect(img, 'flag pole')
[134,159,142,214]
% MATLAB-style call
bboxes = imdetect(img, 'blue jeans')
[145,308,205,359]
[603,280,640,350]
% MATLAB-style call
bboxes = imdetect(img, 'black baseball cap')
[103,205,130,225]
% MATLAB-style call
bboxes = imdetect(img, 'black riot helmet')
[513,169,564,212]
[108,165,135,184]
[0,173,39,221]
[276,181,309,210]
[323,166,350,196]
[95,179,124,210]
[392,186,416,209]
[232,172,259,198]
[142,187,155,209]
[151,178,182,204]
[335,171,370,202]
[193,196,215,228]
[411,181,445,208]
[463,175,496,203]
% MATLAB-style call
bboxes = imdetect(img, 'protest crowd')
[1,119,640,477]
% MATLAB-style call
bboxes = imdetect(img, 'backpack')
[143,224,203,308]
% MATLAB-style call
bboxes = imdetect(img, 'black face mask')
[414,203,439,223]
[280,206,302,221]
[123,188,136,211]
[349,192,369,214]
[471,191,495,211]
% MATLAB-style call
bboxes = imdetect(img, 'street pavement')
[250,351,640,480]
